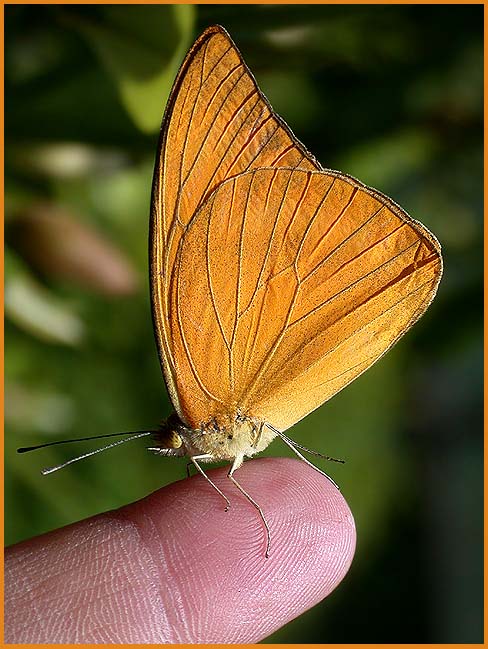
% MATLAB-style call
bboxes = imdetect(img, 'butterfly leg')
[227,460,271,558]
[252,421,264,449]
[278,435,340,490]
[190,454,231,511]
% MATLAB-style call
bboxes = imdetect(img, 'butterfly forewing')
[150,26,320,421]
[166,168,441,431]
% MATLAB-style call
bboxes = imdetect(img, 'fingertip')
[124,457,356,641]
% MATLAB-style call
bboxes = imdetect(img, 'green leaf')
[76,5,196,133]
[5,249,85,346]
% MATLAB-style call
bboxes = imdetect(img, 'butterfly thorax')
[154,411,276,463]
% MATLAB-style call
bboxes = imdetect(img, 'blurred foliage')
[5,4,482,644]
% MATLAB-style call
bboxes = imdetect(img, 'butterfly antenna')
[18,432,153,475]
[17,430,155,453]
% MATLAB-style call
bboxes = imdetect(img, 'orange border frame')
[1,2,485,648]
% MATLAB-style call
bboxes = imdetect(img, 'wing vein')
[183,94,264,221]
[180,66,248,191]
[206,192,232,353]
[302,202,384,284]
[225,114,276,176]
[238,168,282,318]
[175,228,223,407]
[327,222,406,281]
[279,272,438,392]
[239,174,314,400]
[291,239,432,331]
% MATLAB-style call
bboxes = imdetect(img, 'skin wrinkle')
[9,528,113,639]
[141,518,197,643]
[124,484,231,643]
[104,528,171,643]
[6,555,48,641]
[64,529,135,642]
[78,584,131,643]
[74,573,135,641]
[6,517,170,643]
[102,512,177,643]
[120,497,228,643]
[8,541,66,641]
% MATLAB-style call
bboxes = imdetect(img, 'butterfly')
[147,25,442,554]
[20,25,442,557]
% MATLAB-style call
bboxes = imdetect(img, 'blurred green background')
[5,4,482,644]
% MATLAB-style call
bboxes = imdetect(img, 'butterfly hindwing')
[166,168,441,430]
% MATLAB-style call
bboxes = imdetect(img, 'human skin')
[5,457,356,643]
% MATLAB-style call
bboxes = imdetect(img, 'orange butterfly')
[148,25,442,555]
[20,26,442,557]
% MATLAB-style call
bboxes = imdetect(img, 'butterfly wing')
[150,26,321,421]
[166,168,442,431]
